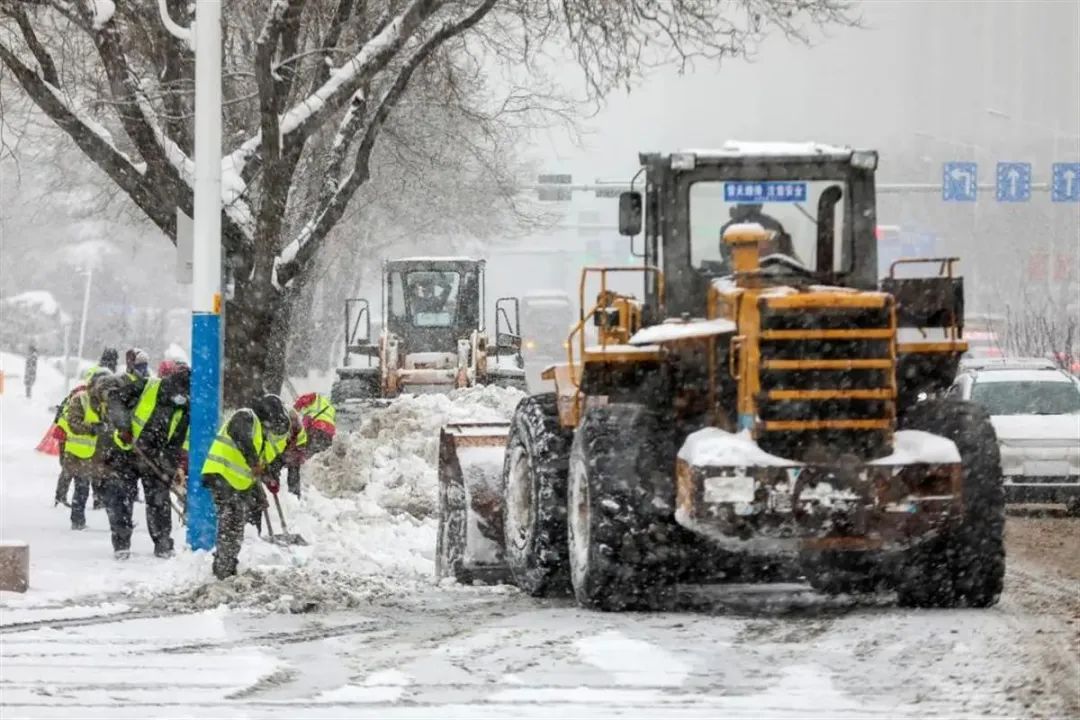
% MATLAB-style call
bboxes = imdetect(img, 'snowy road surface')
[2,355,1077,718]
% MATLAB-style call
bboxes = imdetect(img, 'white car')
[950,358,1080,514]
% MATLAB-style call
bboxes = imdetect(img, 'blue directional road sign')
[996,162,1031,202]
[724,181,807,203]
[943,162,977,202]
[1051,163,1080,202]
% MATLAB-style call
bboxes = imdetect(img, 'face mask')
[133,364,149,378]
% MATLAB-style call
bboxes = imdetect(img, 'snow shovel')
[133,445,187,525]
[257,480,307,546]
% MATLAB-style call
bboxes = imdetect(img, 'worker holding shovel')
[202,395,298,580]
[128,361,191,557]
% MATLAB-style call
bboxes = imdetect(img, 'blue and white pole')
[159,0,224,550]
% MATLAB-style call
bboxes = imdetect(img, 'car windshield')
[970,380,1080,415]
[689,179,848,274]
[389,270,463,328]
[523,301,573,336]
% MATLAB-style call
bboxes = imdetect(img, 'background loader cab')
[438,143,1004,613]
[331,257,526,410]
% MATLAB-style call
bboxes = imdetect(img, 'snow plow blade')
[436,422,513,585]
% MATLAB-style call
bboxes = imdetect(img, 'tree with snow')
[0,0,853,402]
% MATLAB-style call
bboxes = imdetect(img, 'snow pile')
[151,385,523,613]
[679,428,799,467]
[307,384,523,517]
[162,564,407,614]
[869,430,960,465]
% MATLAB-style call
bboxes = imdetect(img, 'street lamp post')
[75,267,93,373]
[159,0,223,551]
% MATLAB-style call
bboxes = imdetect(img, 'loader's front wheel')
[502,394,573,596]
[895,399,1005,608]
[568,403,679,611]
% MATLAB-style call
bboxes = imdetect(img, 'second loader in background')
[331,257,527,428]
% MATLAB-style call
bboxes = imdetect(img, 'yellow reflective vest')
[60,391,101,460]
[201,410,276,491]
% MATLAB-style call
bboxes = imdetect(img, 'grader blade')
[436,422,513,585]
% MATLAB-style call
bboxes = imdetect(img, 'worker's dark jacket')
[134,373,190,477]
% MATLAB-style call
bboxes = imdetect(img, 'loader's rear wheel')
[895,399,1005,608]
[568,404,679,611]
[502,394,573,596]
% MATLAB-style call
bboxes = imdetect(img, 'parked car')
[949,358,1080,514]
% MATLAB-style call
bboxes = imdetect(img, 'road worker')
[56,372,114,530]
[202,394,290,579]
[128,361,191,557]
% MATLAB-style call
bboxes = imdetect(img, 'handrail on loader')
[565,265,664,388]
[889,256,959,280]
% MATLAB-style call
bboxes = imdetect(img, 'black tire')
[802,551,885,595]
[330,374,379,404]
[502,394,573,596]
[568,403,680,611]
[435,470,472,585]
[896,399,1005,608]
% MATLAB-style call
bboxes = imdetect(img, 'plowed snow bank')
[158,386,525,612]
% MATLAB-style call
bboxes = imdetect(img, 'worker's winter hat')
[253,394,290,435]
[100,348,119,372]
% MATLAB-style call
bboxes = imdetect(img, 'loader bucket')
[436,422,513,585]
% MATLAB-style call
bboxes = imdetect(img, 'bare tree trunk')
[223,276,293,406]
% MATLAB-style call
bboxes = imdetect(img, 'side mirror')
[618,191,642,236]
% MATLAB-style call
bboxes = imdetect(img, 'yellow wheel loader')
[330,257,527,428]
[437,143,1004,610]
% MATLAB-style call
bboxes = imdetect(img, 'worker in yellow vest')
[56,373,117,530]
[283,393,336,497]
[202,394,291,579]
[127,362,191,557]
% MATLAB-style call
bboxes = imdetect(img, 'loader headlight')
[525,340,536,350]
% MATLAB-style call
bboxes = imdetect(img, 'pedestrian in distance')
[202,394,290,580]
[24,344,37,398]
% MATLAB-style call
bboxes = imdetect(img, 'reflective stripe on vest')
[130,378,161,442]
[167,409,184,442]
[63,393,101,460]
[201,410,267,491]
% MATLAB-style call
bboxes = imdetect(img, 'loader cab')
[619,144,880,318]
[384,258,484,353]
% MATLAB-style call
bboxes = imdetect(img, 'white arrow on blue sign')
[943,162,977,202]
[1051,163,1080,202]
[995,162,1032,202]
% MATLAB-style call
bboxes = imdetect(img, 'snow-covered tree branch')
[0,0,854,401]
